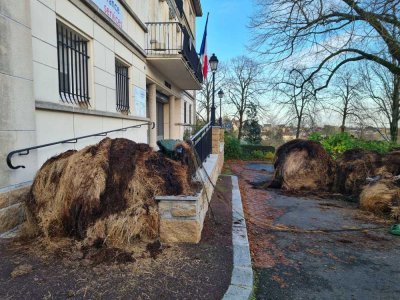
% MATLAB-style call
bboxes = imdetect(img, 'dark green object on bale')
[157,139,182,158]
[389,224,400,236]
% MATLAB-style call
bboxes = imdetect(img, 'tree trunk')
[390,76,400,142]
[340,115,346,133]
[341,98,349,133]
[238,111,244,140]
[296,116,301,138]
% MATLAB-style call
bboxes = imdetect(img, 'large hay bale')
[269,140,335,191]
[382,150,400,176]
[335,149,384,196]
[26,138,197,250]
[359,180,400,219]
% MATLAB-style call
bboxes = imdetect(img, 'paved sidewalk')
[230,161,400,300]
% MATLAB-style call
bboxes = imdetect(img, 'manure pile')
[269,139,400,219]
[269,140,335,191]
[25,138,198,250]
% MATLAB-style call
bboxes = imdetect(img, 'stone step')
[0,186,30,210]
[0,224,23,239]
[0,202,26,234]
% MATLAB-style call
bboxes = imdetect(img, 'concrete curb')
[223,176,253,300]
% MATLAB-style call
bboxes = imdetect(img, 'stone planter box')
[156,143,224,243]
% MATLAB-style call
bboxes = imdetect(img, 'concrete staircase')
[0,186,28,238]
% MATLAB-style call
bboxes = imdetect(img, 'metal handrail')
[6,121,155,170]
[190,122,211,145]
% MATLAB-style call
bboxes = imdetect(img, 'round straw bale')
[270,140,335,191]
[335,149,384,196]
[382,150,400,176]
[25,138,197,250]
[359,180,400,218]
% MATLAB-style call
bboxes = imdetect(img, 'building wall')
[0,1,37,191]
[31,0,149,168]
[1,0,201,190]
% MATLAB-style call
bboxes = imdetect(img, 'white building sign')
[92,0,123,28]
[134,86,147,117]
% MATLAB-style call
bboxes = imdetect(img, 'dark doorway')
[156,101,164,140]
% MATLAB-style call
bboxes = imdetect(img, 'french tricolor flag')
[199,13,209,80]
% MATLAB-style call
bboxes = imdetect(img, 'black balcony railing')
[146,22,203,84]
[190,122,212,165]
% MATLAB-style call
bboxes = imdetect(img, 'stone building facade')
[0,0,203,191]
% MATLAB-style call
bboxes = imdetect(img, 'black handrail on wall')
[190,122,212,164]
[6,122,155,170]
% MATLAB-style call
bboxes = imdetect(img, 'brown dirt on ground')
[0,176,233,299]
[270,140,335,191]
[228,161,290,269]
[24,138,198,253]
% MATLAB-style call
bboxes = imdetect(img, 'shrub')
[240,144,276,153]
[264,151,275,161]
[224,133,276,160]
[250,150,265,160]
[308,132,399,158]
[224,134,243,160]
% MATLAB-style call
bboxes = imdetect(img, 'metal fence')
[190,122,212,165]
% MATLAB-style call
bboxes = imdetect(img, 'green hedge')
[240,144,275,153]
[309,132,399,158]
[224,133,275,160]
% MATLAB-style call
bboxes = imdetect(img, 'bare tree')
[362,61,400,142]
[197,63,227,123]
[276,69,319,138]
[250,0,400,90]
[225,56,266,140]
[328,70,363,132]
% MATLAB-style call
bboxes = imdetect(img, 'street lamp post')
[209,53,219,126]
[218,89,224,127]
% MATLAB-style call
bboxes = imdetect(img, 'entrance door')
[156,101,164,140]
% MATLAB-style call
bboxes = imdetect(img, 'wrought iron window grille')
[115,59,130,112]
[57,21,90,106]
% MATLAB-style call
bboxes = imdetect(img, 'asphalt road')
[237,163,400,300]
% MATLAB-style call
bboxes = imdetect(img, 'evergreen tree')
[243,103,262,144]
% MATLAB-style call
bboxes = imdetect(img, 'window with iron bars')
[184,101,187,123]
[56,21,90,106]
[115,60,130,112]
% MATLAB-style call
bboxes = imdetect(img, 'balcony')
[145,22,203,90]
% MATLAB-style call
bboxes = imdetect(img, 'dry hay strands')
[360,179,400,220]
[269,140,335,191]
[334,149,387,197]
[382,150,400,176]
[25,137,197,251]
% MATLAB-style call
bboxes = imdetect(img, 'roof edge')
[192,0,203,17]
